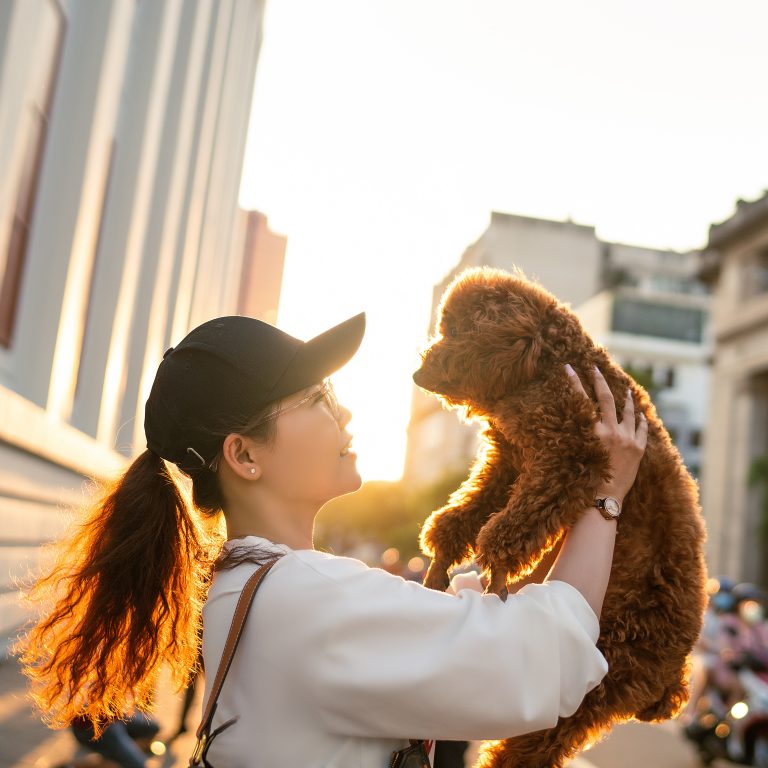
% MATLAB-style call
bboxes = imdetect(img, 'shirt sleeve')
[293,553,608,741]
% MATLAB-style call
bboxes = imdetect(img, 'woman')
[18,311,647,767]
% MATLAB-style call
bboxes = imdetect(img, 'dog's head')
[413,266,585,407]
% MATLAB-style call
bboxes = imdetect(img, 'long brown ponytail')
[12,384,290,736]
[14,449,217,735]
[15,391,285,736]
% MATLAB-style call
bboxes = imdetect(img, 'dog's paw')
[422,558,451,591]
[483,566,509,602]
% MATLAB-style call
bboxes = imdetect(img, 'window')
[611,298,704,343]
[741,246,768,300]
[0,4,65,347]
[690,429,702,447]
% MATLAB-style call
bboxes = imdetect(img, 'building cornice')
[700,190,768,283]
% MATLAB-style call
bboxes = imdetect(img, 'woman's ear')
[221,434,263,480]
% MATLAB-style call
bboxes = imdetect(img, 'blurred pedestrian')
[69,711,160,768]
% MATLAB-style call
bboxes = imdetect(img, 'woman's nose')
[337,403,352,427]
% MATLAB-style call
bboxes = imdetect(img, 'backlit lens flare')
[150,740,167,756]
[731,701,749,719]
[715,723,730,739]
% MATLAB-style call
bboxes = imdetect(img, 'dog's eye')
[449,327,458,338]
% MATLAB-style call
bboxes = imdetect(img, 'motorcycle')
[684,649,768,766]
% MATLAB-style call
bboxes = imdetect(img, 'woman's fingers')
[636,411,649,449]
[622,386,635,428]
[564,363,588,398]
[592,366,617,426]
[567,365,647,443]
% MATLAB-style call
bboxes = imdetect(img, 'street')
[0,658,200,768]
[572,719,719,768]
[464,718,710,768]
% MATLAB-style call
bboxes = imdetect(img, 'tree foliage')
[315,466,471,562]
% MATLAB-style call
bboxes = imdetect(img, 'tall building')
[404,212,712,490]
[698,190,768,584]
[236,210,287,325]
[0,0,272,653]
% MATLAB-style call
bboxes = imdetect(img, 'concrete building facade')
[0,0,270,652]
[699,191,768,584]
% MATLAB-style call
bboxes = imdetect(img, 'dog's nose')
[412,368,426,387]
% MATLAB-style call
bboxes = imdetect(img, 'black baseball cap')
[144,312,365,471]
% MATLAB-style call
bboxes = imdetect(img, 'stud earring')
[249,468,256,475]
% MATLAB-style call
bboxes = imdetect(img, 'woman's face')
[250,381,361,505]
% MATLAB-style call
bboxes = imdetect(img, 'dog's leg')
[475,477,593,598]
[473,382,611,597]
[421,430,520,592]
[634,662,691,722]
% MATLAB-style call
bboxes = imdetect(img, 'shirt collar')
[222,535,295,555]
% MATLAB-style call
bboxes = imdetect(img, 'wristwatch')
[594,495,622,521]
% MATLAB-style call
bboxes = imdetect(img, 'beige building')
[699,191,768,584]
[0,0,272,653]
[405,213,604,487]
[405,211,711,490]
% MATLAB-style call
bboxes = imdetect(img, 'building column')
[217,0,268,316]
[168,0,235,345]
[124,0,216,456]
[10,0,134,414]
[700,369,737,578]
[742,371,768,583]
[70,0,184,445]
[210,0,267,320]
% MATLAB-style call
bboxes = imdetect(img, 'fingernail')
[594,365,601,375]
[564,363,575,376]
[641,413,646,420]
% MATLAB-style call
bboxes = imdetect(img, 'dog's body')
[412,266,708,768]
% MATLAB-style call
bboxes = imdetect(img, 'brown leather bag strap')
[195,556,283,741]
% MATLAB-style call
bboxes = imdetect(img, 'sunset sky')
[239,0,768,482]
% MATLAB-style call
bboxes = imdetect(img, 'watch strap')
[594,496,621,520]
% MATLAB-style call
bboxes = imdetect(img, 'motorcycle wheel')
[754,735,768,768]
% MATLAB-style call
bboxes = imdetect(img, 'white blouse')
[200,536,608,768]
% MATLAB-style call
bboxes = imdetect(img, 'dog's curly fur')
[412,266,708,768]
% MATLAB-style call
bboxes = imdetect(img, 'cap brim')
[268,312,366,399]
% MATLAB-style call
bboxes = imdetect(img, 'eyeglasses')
[251,379,341,428]
[205,380,341,474]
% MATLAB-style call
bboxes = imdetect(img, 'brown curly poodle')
[412,265,708,768]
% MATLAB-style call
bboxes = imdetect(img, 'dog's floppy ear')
[503,334,542,388]
[480,331,543,401]
[508,334,542,382]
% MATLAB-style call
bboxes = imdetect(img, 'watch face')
[604,497,621,516]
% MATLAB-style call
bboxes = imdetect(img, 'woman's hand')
[444,569,485,595]
[565,364,648,502]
